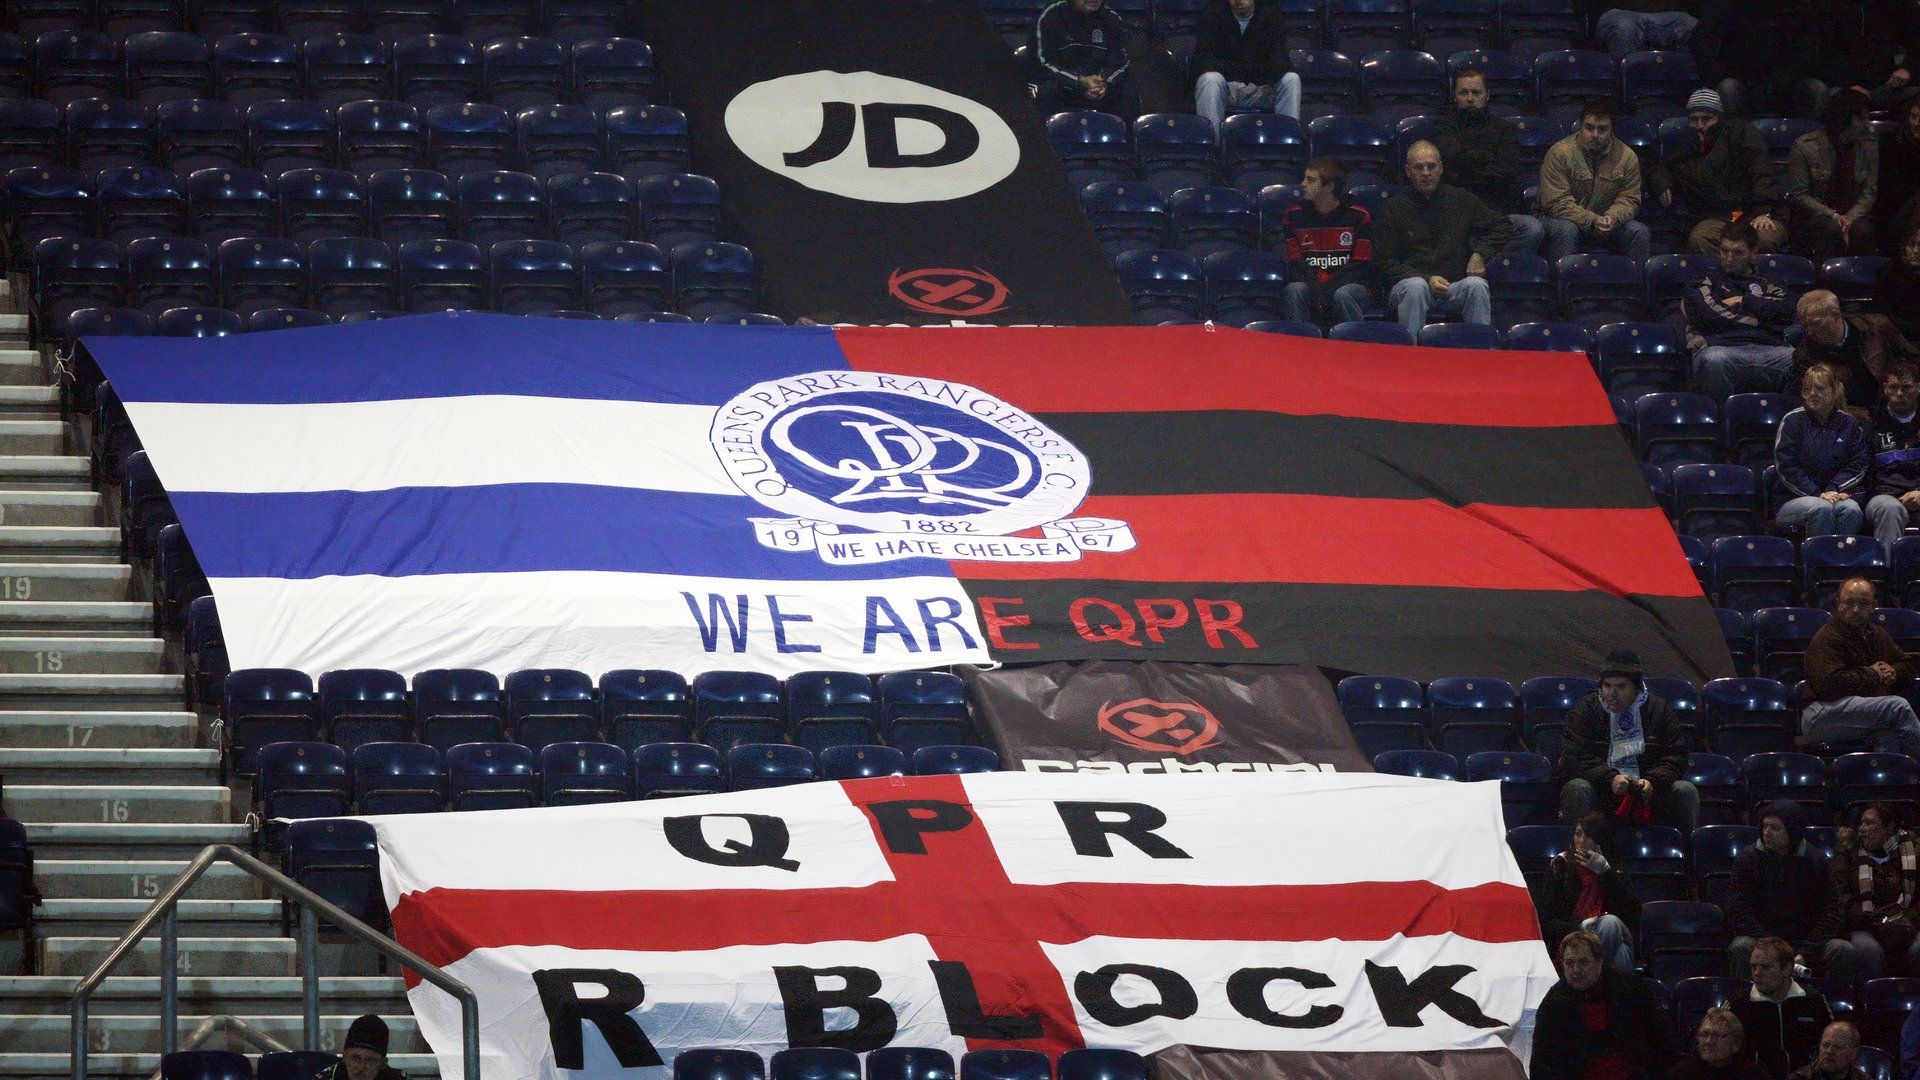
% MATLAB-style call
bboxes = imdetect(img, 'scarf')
[1607,688,1647,775]
[1857,831,1919,914]
[1573,861,1606,920]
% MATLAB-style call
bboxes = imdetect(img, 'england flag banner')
[370,772,1556,1078]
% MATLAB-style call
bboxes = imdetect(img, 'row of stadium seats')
[3,0,651,40]
[63,303,773,338]
[1677,535,1920,612]
[0,99,689,179]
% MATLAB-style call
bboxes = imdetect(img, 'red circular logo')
[1095,698,1223,756]
[887,267,1011,316]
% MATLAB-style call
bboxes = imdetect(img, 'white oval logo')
[724,71,1021,204]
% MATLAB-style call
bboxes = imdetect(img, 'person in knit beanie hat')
[319,1014,406,1080]
[1727,799,1858,989]
[1557,649,1700,834]
[1649,87,1785,255]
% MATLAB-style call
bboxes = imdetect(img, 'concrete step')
[35,860,263,901]
[0,672,185,710]
[0,385,59,418]
[0,421,68,456]
[0,710,200,749]
[0,456,92,491]
[0,748,217,785]
[0,636,164,674]
[0,975,407,1017]
[43,935,297,977]
[0,350,44,387]
[0,602,151,637]
[3,784,230,825]
[0,491,101,528]
[0,525,120,561]
[0,564,133,602]
[3,1011,428,1054]
[39,898,282,938]
[23,823,249,860]
[0,1053,438,1079]
[0,312,25,339]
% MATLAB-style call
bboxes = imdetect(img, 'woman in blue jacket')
[1775,362,1871,535]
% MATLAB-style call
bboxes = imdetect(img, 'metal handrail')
[143,1014,292,1080]
[70,843,481,1080]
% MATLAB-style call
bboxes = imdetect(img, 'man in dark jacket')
[1431,70,1543,254]
[1652,89,1785,254]
[1788,1021,1872,1080]
[1687,221,1799,401]
[1733,935,1834,1078]
[319,1014,406,1080]
[1788,291,1920,412]
[1279,156,1374,325]
[1530,929,1678,1079]
[1376,140,1511,335]
[1727,802,1858,988]
[1033,0,1137,116]
[1558,650,1700,835]
[1875,100,1920,255]
[1868,363,1920,559]
[1191,0,1299,131]
[1801,577,1920,756]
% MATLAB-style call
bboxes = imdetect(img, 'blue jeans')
[1283,281,1370,325]
[1558,777,1701,836]
[1540,216,1652,263]
[1594,9,1698,55]
[1868,493,1911,559]
[1777,494,1863,537]
[1802,695,1920,756]
[1195,71,1302,130]
[1505,213,1545,255]
[1389,275,1490,335]
[1586,914,1635,969]
[1693,343,1794,401]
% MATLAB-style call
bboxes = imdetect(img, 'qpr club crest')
[710,370,1134,565]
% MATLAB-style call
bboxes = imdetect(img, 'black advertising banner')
[963,661,1373,774]
[638,0,1134,325]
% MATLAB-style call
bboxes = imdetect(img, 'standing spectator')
[1773,363,1869,536]
[1788,290,1918,413]
[1279,157,1374,326]
[1786,1021,1870,1080]
[1431,70,1544,254]
[1727,801,1858,989]
[1033,0,1138,117]
[1671,1008,1770,1079]
[1879,226,1920,342]
[1539,100,1650,263]
[1589,0,1699,57]
[1558,649,1701,835]
[1786,89,1878,263]
[1533,929,1678,1079]
[1538,810,1644,969]
[1733,936,1835,1079]
[1651,89,1786,255]
[1864,363,1920,558]
[1687,221,1798,400]
[1874,100,1920,255]
[1191,0,1299,132]
[1801,576,1920,756]
[1832,802,1920,981]
[1374,141,1510,335]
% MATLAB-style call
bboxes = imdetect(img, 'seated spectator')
[1773,363,1869,537]
[1874,100,1920,256]
[1865,363,1920,558]
[1540,100,1652,262]
[1833,802,1920,981]
[1788,1021,1870,1080]
[1728,802,1858,989]
[1589,0,1699,57]
[1652,89,1786,255]
[1533,928,1678,1079]
[1191,0,1299,132]
[1558,649,1701,835]
[1671,1007,1770,1079]
[1789,290,1920,412]
[1375,141,1510,335]
[1432,70,1544,254]
[1539,810,1644,969]
[1279,157,1375,326]
[1688,221,1798,400]
[1734,936,1834,1079]
[323,1014,405,1080]
[1787,90,1878,263]
[1878,225,1920,343]
[1802,576,1920,756]
[1033,0,1138,117]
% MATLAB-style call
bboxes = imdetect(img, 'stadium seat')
[1869,607,1920,657]
[33,237,125,328]
[66,98,154,170]
[257,1052,339,1080]
[670,240,758,320]
[337,99,424,174]
[605,104,691,181]
[453,0,538,43]
[125,32,213,105]
[1755,251,1816,290]
[504,668,599,753]
[0,816,37,973]
[351,741,445,816]
[1534,49,1617,122]
[1832,752,1919,820]
[533,308,603,320]
[1858,1047,1896,1080]
[253,741,350,852]
[318,668,412,750]
[1709,535,1796,614]
[284,816,386,931]
[580,241,669,316]
[1244,319,1322,337]
[397,238,486,312]
[1801,534,1886,610]
[600,668,693,750]
[785,671,878,756]
[1082,181,1170,257]
[1133,113,1219,197]
[769,1048,861,1080]
[446,741,537,811]
[1671,464,1758,540]
[960,1050,1051,1080]
[97,166,187,243]
[306,237,395,315]
[159,1051,252,1080]
[1641,900,1729,983]
[217,235,304,317]
[631,742,726,799]
[278,1,361,41]
[572,38,656,111]
[515,102,603,182]
[0,33,24,102]
[1169,185,1257,256]
[1418,322,1505,349]
[729,744,817,792]
[1615,822,1690,900]
[181,165,270,244]
[1633,392,1720,469]
[675,1049,766,1080]
[1594,321,1685,397]
[1485,253,1553,326]
[1372,749,1459,779]
[413,667,506,752]
[880,671,972,756]
[1306,114,1393,185]
[1329,320,1414,346]
[1219,112,1306,192]
[636,172,723,248]
[540,741,630,806]
[1202,249,1288,326]
[393,33,480,107]
[867,1047,956,1080]
[820,744,907,780]
[1056,1049,1149,1080]
[1505,823,1572,892]
[1338,674,1427,755]
[0,100,65,176]
[1619,50,1696,116]
[489,239,580,314]
[1427,676,1519,755]
[1689,822,1753,909]
[1751,606,1829,685]
[1721,393,1794,470]
[1464,750,1553,827]
[214,32,301,109]
[246,99,333,176]
[1114,248,1206,323]
[547,0,625,45]
[1360,49,1444,122]
[122,452,177,558]
[423,101,514,175]
[301,33,391,108]
[483,36,566,112]
[692,670,785,754]
[1671,977,1734,1040]
[151,523,208,632]
[1862,978,1920,1054]
[221,668,317,781]
[549,171,635,247]
[1295,49,1361,115]
[1520,675,1595,758]
[1646,252,1716,318]
[1558,255,1645,329]
[1751,118,1818,167]
[37,31,125,105]
[367,167,456,245]
[1741,751,1834,823]
[1818,256,1887,312]
[274,167,363,244]
[1893,537,1920,608]
[913,746,1000,775]
[1509,114,1561,177]
[1701,676,1793,759]
[1716,607,1755,675]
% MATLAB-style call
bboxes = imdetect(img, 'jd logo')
[725,71,1020,203]
[1096,698,1224,756]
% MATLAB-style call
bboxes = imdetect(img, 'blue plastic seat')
[0,32,26,101]
[412,667,505,752]
[1081,181,1169,258]
[1863,978,1920,1053]
[1361,48,1444,122]
[245,306,333,329]
[769,1048,860,1080]
[36,30,124,105]
[1742,750,1834,823]
[54,306,152,356]
[820,743,906,780]
[9,170,95,259]
[504,668,598,753]
[32,237,125,329]
[880,671,972,757]
[1755,251,1816,290]
[424,100,514,175]
[216,235,303,317]
[300,32,390,107]
[66,98,154,170]
[1671,463,1757,540]
[0,100,65,175]
[1640,899,1728,983]
[635,172,722,247]
[604,103,690,181]
[674,1048,765,1080]
[1428,675,1520,755]
[1465,750,1554,828]
[631,741,725,799]
[317,667,411,750]
[1169,184,1257,256]
[446,740,537,811]
[1688,751,1745,832]
[692,670,785,754]
[1534,49,1617,122]
[1701,675,1793,758]
[867,1048,956,1080]
[1709,535,1796,614]
[97,166,187,242]
[1645,252,1716,318]
[222,669,317,781]
[540,741,629,806]
[1618,49,1696,115]
[1594,320,1684,397]
[284,816,386,930]
[122,452,178,559]
[151,525,205,629]
[1244,319,1323,336]
[784,671,878,756]
[1802,533,1886,610]
[960,1050,1050,1080]
[594,668,689,750]
[397,238,485,311]
[1520,675,1596,758]
[1507,113,1562,177]
[1329,0,1413,55]
[489,239,579,314]
[1218,112,1306,193]
[514,102,602,182]
[1869,608,1920,657]
[1721,392,1794,470]
[1817,256,1888,312]
[548,171,635,246]
[1834,751,1920,820]
[1633,391,1720,469]
[1055,1049,1148,1080]
[571,37,655,111]
[306,236,394,315]
[125,32,213,106]
[1393,112,1438,162]
[1752,118,1818,167]
[157,304,243,336]
[1751,606,1830,686]
[545,0,624,45]
[367,167,455,245]
[1893,536,1920,608]
[580,240,668,316]
[1295,48,1361,115]
[1485,252,1553,326]
[336,99,423,175]
[1418,321,1504,349]
[729,743,817,791]
[1048,110,1134,190]
[215,34,301,109]
[1114,248,1204,323]
[393,33,480,107]
[157,100,245,174]
[1203,249,1288,327]
[277,1,361,41]
[478,35,564,112]
[913,745,1000,775]
[452,0,537,43]
[670,240,757,320]
[246,98,332,175]
[160,1051,253,1080]
[1133,112,1219,197]
[1413,0,1495,57]
[123,235,214,317]
[1329,320,1414,346]
[1558,253,1645,329]
[253,741,350,852]
[1372,748,1459,779]
[275,167,364,244]
[1338,674,1427,755]
[350,741,444,815]
[1715,606,1754,674]
[1306,114,1393,185]
[1615,822,1691,899]
[458,169,547,247]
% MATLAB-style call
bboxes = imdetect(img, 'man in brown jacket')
[1788,290,1920,411]
[1539,98,1650,263]
[1786,89,1879,262]
[1801,577,1920,755]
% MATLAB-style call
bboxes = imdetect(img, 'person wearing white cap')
[1650,89,1786,255]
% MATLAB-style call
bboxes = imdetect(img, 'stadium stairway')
[0,288,437,1075]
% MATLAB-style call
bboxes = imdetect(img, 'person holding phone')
[1539,811,1644,970]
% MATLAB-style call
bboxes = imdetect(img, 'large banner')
[87,314,1732,682]
[964,661,1373,774]
[637,0,1133,326]
[371,772,1555,1079]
